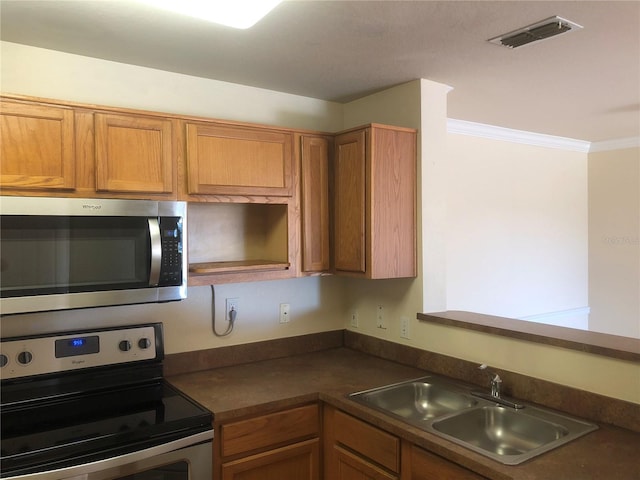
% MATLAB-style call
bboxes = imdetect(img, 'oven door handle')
[148,217,161,286]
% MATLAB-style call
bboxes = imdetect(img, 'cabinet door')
[406,445,487,480]
[95,113,173,194]
[185,123,293,197]
[333,129,366,273]
[333,124,417,279]
[221,438,319,480]
[369,125,417,279]
[0,100,75,190]
[324,405,400,480]
[334,445,398,480]
[300,135,330,272]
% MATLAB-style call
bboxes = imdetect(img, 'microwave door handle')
[148,218,161,286]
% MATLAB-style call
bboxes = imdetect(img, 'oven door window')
[0,215,151,298]
[116,461,188,479]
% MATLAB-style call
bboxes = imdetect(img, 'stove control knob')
[138,338,152,349]
[18,351,33,365]
[0,354,8,367]
[119,340,132,352]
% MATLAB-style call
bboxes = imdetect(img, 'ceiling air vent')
[489,16,583,49]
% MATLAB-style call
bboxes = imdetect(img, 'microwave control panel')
[159,216,183,286]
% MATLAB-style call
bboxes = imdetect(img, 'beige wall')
[0,41,347,352]
[0,41,343,132]
[588,146,640,338]
[2,42,638,404]
[340,82,638,404]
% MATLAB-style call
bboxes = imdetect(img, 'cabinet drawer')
[333,410,400,473]
[409,445,487,480]
[222,438,319,480]
[222,404,319,458]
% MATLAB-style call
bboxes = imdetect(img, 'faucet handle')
[478,363,496,377]
[478,364,501,395]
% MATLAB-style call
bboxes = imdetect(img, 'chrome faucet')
[479,363,503,398]
[473,364,524,409]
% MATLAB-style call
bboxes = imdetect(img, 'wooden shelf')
[189,260,290,275]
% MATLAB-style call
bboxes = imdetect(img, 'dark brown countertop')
[167,347,640,480]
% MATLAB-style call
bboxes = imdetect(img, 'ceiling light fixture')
[489,16,583,49]
[138,0,282,29]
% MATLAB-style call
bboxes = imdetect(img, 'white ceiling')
[1,0,638,142]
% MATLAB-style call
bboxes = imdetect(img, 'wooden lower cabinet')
[403,443,487,480]
[324,405,400,480]
[222,438,319,480]
[333,445,398,480]
[216,404,320,480]
[324,405,488,480]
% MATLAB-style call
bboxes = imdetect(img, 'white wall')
[588,146,640,338]
[446,134,589,321]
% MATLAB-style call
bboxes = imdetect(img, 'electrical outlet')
[400,316,410,339]
[376,305,386,329]
[279,303,290,323]
[350,311,359,328]
[226,298,239,321]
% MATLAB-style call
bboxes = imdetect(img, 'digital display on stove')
[55,335,100,358]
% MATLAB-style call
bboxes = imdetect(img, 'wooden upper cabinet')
[185,123,293,197]
[94,113,174,194]
[300,135,331,273]
[334,129,367,274]
[333,124,417,279]
[0,100,76,191]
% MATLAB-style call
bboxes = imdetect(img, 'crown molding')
[447,119,591,153]
[589,136,640,153]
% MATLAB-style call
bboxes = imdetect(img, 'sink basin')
[350,377,477,421]
[433,406,570,462]
[349,376,598,465]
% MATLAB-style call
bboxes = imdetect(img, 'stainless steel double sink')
[349,376,598,465]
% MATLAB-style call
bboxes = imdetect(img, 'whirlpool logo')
[82,204,102,210]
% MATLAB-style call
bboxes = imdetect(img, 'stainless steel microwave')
[0,196,187,315]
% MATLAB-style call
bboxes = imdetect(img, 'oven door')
[3,432,213,480]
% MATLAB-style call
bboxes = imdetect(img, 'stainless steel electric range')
[0,323,213,479]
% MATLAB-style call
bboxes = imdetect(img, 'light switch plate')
[279,303,290,323]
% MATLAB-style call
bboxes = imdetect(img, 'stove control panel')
[0,324,161,381]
